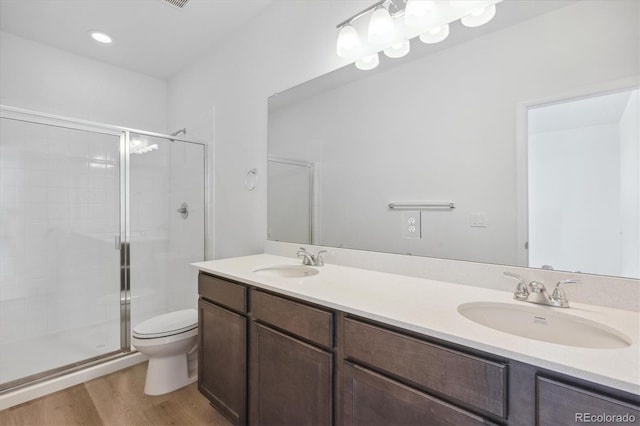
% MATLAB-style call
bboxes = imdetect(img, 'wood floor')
[0,362,233,426]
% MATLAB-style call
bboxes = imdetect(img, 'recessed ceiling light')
[89,31,113,44]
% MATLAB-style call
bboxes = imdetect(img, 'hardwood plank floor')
[0,362,233,426]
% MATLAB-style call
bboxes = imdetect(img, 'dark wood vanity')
[198,272,640,426]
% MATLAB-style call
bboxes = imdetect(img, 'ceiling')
[0,0,272,80]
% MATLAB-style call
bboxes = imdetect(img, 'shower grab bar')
[388,201,455,210]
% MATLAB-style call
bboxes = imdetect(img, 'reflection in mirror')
[268,0,640,279]
[528,89,639,278]
[267,156,314,244]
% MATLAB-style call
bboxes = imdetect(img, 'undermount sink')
[252,264,319,279]
[457,302,631,349]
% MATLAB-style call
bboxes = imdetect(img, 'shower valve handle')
[177,202,189,218]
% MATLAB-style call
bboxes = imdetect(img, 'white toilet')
[132,309,198,395]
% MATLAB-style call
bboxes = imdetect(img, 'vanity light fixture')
[368,6,395,45]
[384,39,411,58]
[336,25,361,58]
[89,30,113,44]
[461,3,497,27]
[355,53,380,70]
[336,0,502,70]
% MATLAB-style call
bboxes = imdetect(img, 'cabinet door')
[251,323,332,426]
[198,299,246,425]
[342,362,488,426]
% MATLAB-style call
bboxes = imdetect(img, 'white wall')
[619,91,640,277]
[0,31,167,132]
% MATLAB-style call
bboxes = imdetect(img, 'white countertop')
[192,254,640,395]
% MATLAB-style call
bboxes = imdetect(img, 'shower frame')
[0,104,209,392]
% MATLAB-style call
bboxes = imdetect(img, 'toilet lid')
[133,309,197,338]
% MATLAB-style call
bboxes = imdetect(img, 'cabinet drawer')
[537,376,640,425]
[342,362,489,426]
[344,318,507,418]
[198,273,247,313]
[252,290,332,348]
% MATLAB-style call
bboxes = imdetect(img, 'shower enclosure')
[0,106,206,391]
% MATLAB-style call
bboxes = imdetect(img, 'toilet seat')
[133,309,197,339]
[132,327,198,348]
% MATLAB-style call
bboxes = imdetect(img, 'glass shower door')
[129,133,205,330]
[0,117,122,387]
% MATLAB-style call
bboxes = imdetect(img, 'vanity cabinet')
[198,274,248,425]
[198,271,639,426]
[250,290,333,426]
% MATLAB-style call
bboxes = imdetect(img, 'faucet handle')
[551,279,582,307]
[315,250,328,266]
[297,247,312,265]
[504,272,528,300]
[556,279,582,287]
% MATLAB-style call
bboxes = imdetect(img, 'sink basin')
[457,302,631,349]
[252,265,319,279]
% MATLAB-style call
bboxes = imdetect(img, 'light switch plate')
[470,212,487,228]
[402,211,421,239]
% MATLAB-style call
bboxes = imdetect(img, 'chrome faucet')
[296,248,328,266]
[504,272,581,308]
[527,281,556,306]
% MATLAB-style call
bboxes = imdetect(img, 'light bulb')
[405,0,435,27]
[89,31,113,44]
[336,25,361,58]
[355,53,379,71]
[419,24,450,44]
[384,40,410,59]
[368,6,394,45]
[461,4,496,27]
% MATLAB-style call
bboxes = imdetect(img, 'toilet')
[132,309,198,395]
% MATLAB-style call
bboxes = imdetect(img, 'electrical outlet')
[402,211,421,239]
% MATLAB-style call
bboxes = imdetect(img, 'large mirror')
[268,0,640,279]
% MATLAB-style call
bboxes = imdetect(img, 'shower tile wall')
[167,142,205,312]
[0,119,120,346]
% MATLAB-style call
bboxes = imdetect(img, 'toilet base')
[144,353,197,396]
